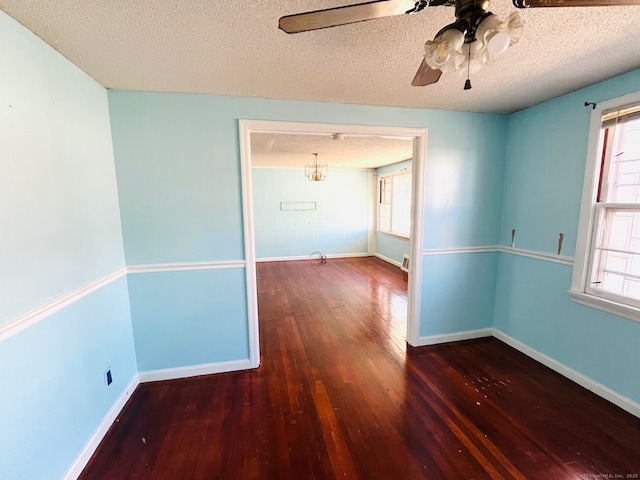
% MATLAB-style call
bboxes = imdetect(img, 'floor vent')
[401,255,410,273]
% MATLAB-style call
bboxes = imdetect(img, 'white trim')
[377,230,410,241]
[571,91,640,294]
[422,245,499,255]
[256,253,370,263]
[496,246,574,266]
[374,252,403,268]
[239,120,261,369]
[239,120,428,355]
[127,260,246,274]
[420,245,574,266]
[417,328,493,346]
[368,169,376,255]
[138,359,253,383]
[568,290,640,323]
[406,133,427,347]
[1,245,576,344]
[493,329,640,418]
[63,374,140,480]
[0,267,127,342]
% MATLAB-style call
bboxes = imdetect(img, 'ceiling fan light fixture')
[458,42,486,75]
[476,12,524,60]
[424,27,465,73]
[487,30,511,56]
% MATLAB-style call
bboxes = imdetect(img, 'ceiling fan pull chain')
[406,1,429,14]
[464,42,472,90]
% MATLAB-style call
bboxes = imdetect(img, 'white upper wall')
[0,10,125,324]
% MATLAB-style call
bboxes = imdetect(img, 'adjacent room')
[1,1,640,479]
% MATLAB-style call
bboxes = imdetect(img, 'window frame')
[570,91,640,323]
[376,169,412,239]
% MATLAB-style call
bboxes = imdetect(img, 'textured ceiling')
[2,0,640,116]
[251,133,414,169]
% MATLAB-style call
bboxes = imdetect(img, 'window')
[571,95,640,320]
[378,171,412,237]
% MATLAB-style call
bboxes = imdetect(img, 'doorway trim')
[239,120,428,367]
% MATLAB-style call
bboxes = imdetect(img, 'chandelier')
[305,153,328,182]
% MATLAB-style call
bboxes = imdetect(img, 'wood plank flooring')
[80,257,640,479]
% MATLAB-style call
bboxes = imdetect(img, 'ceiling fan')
[278,0,640,89]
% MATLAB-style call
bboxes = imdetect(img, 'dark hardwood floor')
[80,257,640,479]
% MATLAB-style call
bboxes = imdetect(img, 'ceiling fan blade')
[513,0,640,7]
[411,59,442,86]
[279,0,416,33]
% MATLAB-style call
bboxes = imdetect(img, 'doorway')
[239,120,428,368]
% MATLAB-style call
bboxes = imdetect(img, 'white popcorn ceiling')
[251,133,414,169]
[2,1,640,166]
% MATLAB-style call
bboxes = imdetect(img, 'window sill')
[568,290,640,323]
[376,231,410,241]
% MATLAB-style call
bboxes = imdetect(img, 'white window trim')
[570,90,640,323]
[377,169,412,239]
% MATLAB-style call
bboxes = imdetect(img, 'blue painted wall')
[108,90,509,358]
[252,168,369,259]
[375,159,412,265]
[1,13,126,322]
[496,68,640,404]
[376,233,410,265]
[421,252,498,337]
[0,279,136,479]
[128,269,249,371]
[6,5,639,476]
[0,11,136,480]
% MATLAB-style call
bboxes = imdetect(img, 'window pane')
[379,204,391,231]
[593,250,640,301]
[381,177,392,204]
[391,174,411,237]
[592,208,640,300]
[377,173,412,237]
[606,117,640,203]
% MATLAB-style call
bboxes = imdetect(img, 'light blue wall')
[0,279,136,480]
[421,252,498,337]
[496,68,640,404]
[10,5,639,475]
[424,115,507,249]
[375,159,412,264]
[107,94,245,265]
[108,90,509,357]
[377,158,412,176]
[128,269,249,371]
[0,11,136,480]
[1,12,126,322]
[252,168,369,259]
[376,233,410,265]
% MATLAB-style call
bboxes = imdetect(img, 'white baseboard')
[374,253,402,268]
[63,374,140,480]
[138,358,253,383]
[256,253,369,263]
[417,328,493,346]
[492,329,640,418]
[63,359,255,478]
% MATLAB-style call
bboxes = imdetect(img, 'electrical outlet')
[356,242,362,248]
[105,368,113,386]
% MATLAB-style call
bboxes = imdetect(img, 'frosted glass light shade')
[424,28,465,73]
[476,12,524,61]
[422,12,524,78]
[487,30,510,56]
